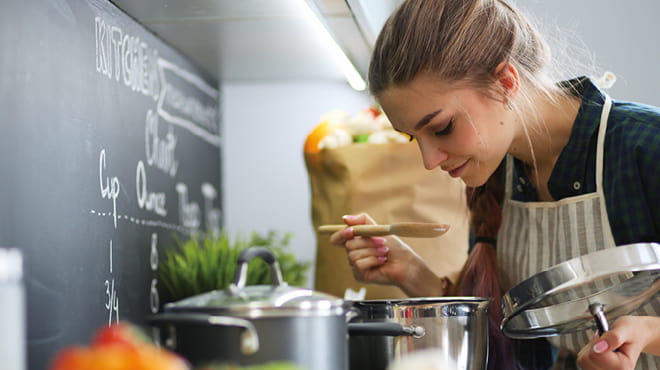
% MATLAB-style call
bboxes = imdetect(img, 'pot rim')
[163,301,351,319]
[349,296,492,305]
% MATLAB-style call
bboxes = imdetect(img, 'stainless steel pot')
[150,247,350,370]
[149,247,423,370]
[348,297,491,370]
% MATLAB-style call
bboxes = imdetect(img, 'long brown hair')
[368,0,566,368]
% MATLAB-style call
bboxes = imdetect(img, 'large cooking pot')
[149,247,423,370]
[348,297,491,370]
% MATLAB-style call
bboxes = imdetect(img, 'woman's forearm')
[399,264,447,297]
[642,316,660,356]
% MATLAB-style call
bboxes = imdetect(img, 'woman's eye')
[434,119,454,136]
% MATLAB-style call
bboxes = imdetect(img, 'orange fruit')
[304,121,340,153]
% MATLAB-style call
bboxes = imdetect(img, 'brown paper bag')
[305,141,470,299]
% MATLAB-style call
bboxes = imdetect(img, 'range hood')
[108,0,402,84]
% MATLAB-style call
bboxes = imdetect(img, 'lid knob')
[230,247,286,294]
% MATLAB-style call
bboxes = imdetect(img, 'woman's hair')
[369,0,559,99]
[368,0,571,368]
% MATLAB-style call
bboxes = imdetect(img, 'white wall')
[221,81,371,287]
[518,0,660,105]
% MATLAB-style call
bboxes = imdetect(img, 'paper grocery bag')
[305,141,470,299]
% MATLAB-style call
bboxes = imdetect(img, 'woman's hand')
[577,315,660,370]
[328,213,445,297]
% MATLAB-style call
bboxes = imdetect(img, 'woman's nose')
[418,141,449,170]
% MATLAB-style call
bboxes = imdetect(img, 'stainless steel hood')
[108,0,402,84]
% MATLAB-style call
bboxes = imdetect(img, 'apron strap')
[504,155,513,201]
[596,95,612,193]
[596,94,616,247]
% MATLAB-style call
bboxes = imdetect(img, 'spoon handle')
[317,225,391,236]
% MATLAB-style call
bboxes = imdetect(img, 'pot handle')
[149,313,260,355]
[348,322,426,338]
[229,247,285,293]
[345,306,361,323]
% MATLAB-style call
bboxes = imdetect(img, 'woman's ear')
[493,62,520,101]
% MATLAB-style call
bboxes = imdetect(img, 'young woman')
[328,0,660,368]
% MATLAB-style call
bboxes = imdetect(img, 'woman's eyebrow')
[415,110,442,131]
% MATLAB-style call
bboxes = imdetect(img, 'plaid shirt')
[510,77,660,245]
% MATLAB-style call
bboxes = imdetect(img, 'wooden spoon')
[317,223,449,238]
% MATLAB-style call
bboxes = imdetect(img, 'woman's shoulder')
[570,76,660,137]
[607,99,660,152]
[604,99,660,204]
[611,99,660,123]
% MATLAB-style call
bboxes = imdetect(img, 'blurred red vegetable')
[50,322,189,370]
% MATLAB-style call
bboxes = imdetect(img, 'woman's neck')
[509,91,582,200]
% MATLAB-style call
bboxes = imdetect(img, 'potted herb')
[159,230,311,303]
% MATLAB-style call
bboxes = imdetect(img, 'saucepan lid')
[501,242,660,339]
[163,246,347,318]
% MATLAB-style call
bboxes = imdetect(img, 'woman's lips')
[448,160,469,178]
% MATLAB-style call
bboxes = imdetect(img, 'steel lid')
[163,247,347,318]
[164,284,347,317]
[501,242,660,339]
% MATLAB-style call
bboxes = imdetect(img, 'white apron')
[497,95,660,369]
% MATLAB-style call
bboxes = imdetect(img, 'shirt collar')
[550,77,609,197]
[511,77,609,201]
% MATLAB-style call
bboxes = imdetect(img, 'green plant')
[159,230,311,302]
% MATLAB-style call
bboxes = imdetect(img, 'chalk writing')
[176,183,200,229]
[149,233,159,314]
[105,240,120,326]
[145,109,178,177]
[157,58,220,146]
[136,160,167,216]
[105,278,120,325]
[90,210,190,233]
[149,233,158,270]
[90,10,220,329]
[99,149,120,228]
[202,182,222,236]
[95,16,160,100]
[150,279,159,314]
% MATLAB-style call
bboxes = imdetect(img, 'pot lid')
[164,247,346,318]
[164,284,347,317]
[501,242,660,339]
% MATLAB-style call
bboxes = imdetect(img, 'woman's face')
[379,73,517,187]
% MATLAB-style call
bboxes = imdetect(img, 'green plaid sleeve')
[606,101,660,244]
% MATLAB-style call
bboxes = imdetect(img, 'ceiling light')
[299,0,367,91]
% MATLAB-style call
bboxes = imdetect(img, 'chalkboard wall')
[0,0,221,369]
